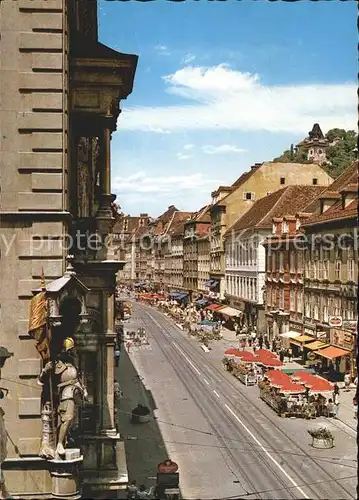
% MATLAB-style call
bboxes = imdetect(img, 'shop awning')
[305,341,330,351]
[204,279,214,286]
[177,293,188,300]
[290,335,313,345]
[206,304,224,311]
[316,346,352,359]
[280,331,301,339]
[208,280,219,287]
[218,306,241,317]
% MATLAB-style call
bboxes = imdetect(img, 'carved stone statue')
[38,338,87,460]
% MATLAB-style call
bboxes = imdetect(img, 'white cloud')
[183,144,195,150]
[176,152,193,160]
[202,144,247,155]
[182,52,196,65]
[121,64,356,134]
[113,171,219,195]
[154,44,171,56]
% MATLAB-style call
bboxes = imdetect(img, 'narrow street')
[118,301,357,500]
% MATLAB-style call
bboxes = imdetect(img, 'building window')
[267,287,272,307]
[280,177,285,185]
[282,221,288,234]
[312,178,318,185]
[297,290,303,313]
[297,252,303,273]
[334,297,341,317]
[323,298,329,323]
[347,259,355,281]
[290,289,295,311]
[244,192,255,201]
[289,252,295,273]
[266,252,271,272]
[335,261,341,281]
[279,251,284,272]
[313,296,319,320]
[279,289,284,309]
[346,300,356,320]
[267,192,272,196]
[272,252,276,272]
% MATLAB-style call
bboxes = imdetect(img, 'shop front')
[289,334,315,358]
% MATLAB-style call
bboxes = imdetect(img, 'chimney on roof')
[140,213,148,217]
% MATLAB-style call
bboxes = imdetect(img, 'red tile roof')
[303,199,357,226]
[302,161,358,226]
[226,185,324,233]
[302,161,358,216]
[168,211,194,236]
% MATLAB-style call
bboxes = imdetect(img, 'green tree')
[273,128,358,178]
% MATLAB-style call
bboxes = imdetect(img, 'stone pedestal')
[49,449,83,500]
[81,435,128,496]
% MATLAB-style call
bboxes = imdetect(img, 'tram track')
[140,314,297,500]
[139,303,356,500]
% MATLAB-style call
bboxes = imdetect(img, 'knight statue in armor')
[38,337,87,460]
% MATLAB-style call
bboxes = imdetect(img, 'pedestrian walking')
[333,391,340,419]
[344,372,351,391]
[279,349,285,363]
[326,398,334,417]
[258,335,263,349]
[288,348,293,363]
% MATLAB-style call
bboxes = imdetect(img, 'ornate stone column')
[100,290,116,436]
[97,120,113,220]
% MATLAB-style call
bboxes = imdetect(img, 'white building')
[224,228,267,331]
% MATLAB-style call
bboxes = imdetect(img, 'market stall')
[259,370,334,418]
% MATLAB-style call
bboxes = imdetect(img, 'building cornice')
[0,211,73,221]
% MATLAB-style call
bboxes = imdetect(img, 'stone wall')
[0,0,68,495]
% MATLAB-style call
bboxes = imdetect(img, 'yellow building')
[210,161,333,298]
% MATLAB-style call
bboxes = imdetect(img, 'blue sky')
[98,0,357,217]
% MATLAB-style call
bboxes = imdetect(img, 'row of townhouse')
[146,125,335,298]
[116,124,334,294]
[263,162,357,376]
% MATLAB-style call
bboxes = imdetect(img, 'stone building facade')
[263,162,357,378]
[113,215,150,282]
[183,206,211,298]
[301,163,358,377]
[210,162,333,298]
[0,1,137,498]
[197,234,211,294]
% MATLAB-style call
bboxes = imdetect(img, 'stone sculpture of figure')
[38,337,87,460]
